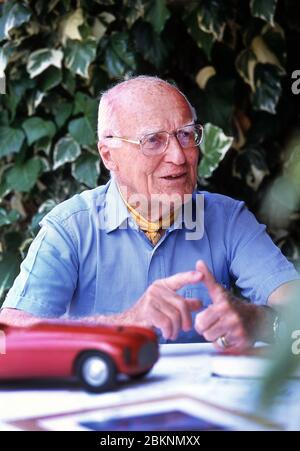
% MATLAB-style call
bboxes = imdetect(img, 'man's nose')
[164,134,187,165]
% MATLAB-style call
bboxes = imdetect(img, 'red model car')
[0,321,159,392]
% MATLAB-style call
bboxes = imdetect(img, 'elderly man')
[1,76,299,351]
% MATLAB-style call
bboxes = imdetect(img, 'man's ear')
[97,141,119,171]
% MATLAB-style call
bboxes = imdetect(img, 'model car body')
[0,321,159,392]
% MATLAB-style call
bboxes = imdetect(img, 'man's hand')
[194,260,262,352]
[124,271,203,340]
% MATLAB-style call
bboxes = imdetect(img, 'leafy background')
[0,0,300,304]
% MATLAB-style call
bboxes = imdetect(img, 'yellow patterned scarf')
[118,185,176,245]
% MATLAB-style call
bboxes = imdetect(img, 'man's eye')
[178,130,192,140]
[148,135,159,143]
[182,131,191,137]
[144,134,163,148]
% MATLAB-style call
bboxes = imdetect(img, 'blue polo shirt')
[3,178,300,343]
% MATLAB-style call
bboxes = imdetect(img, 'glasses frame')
[104,123,204,157]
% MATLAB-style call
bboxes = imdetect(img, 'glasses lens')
[141,132,168,155]
[176,125,203,148]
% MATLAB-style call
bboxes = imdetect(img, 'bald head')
[97,76,196,140]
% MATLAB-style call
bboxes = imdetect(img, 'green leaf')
[251,27,286,75]
[34,136,52,155]
[104,32,136,78]
[184,10,214,60]
[59,8,84,44]
[198,123,233,178]
[6,158,43,192]
[0,208,20,227]
[38,66,63,91]
[5,76,35,121]
[62,68,76,94]
[0,252,22,300]
[39,156,51,173]
[0,126,25,157]
[133,22,168,69]
[233,146,270,191]
[145,0,171,34]
[52,100,73,128]
[261,23,286,70]
[22,117,56,146]
[2,2,31,40]
[0,178,11,200]
[26,48,63,78]
[202,75,235,132]
[73,91,98,125]
[64,37,97,78]
[250,0,278,25]
[235,48,257,91]
[91,11,115,43]
[72,153,100,187]
[68,116,96,147]
[3,231,24,253]
[0,109,9,126]
[196,0,226,41]
[252,64,282,114]
[53,135,81,170]
[124,0,144,28]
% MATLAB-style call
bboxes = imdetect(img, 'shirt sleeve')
[225,200,300,305]
[1,216,78,317]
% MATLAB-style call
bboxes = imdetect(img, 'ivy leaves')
[6,158,43,193]
[0,126,24,157]
[250,0,278,25]
[0,2,31,41]
[27,49,64,78]
[22,117,57,145]
[236,23,285,114]
[53,136,81,170]
[104,32,137,78]
[198,124,233,178]
[64,37,97,78]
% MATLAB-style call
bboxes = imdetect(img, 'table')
[0,343,299,430]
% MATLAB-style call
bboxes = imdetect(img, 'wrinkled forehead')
[105,83,193,135]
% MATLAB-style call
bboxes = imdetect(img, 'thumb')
[195,260,225,304]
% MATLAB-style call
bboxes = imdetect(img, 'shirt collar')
[103,177,203,234]
[104,178,137,233]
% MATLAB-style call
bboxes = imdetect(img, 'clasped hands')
[128,260,261,352]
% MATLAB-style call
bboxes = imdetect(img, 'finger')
[162,302,182,340]
[166,297,202,332]
[154,301,183,341]
[195,260,226,304]
[202,321,228,343]
[213,337,247,353]
[147,285,189,332]
[162,270,203,292]
[194,305,222,334]
[151,306,173,340]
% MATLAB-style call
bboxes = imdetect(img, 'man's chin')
[149,187,193,216]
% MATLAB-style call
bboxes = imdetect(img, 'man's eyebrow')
[138,122,194,136]
[138,127,162,135]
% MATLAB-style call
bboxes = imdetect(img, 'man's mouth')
[161,172,187,181]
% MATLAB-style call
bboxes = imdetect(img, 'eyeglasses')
[104,123,203,157]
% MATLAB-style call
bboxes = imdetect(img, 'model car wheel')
[75,351,117,393]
